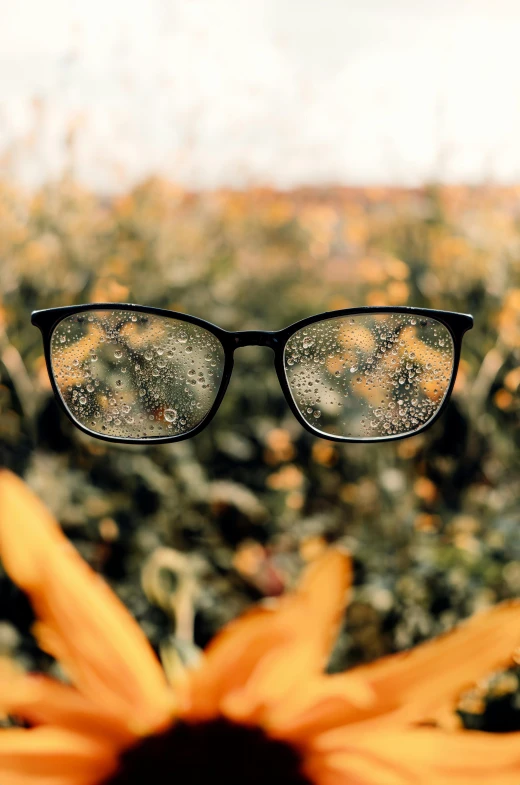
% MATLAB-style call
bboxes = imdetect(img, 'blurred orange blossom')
[0,471,520,784]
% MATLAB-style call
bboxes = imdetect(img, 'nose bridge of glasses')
[232,330,279,350]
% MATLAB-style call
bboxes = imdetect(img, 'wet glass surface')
[284,312,455,440]
[51,310,225,439]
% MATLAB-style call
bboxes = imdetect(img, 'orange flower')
[1,470,520,785]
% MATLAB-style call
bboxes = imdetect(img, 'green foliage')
[0,179,519,728]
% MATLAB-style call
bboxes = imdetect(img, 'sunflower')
[0,470,520,785]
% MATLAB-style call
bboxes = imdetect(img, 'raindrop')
[114,349,123,359]
[164,408,178,423]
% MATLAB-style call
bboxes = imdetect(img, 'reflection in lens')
[284,313,455,440]
[51,310,225,439]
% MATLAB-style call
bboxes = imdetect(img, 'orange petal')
[0,470,173,732]
[351,599,520,722]
[296,548,353,662]
[0,665,134,748]
[184,550,351,720]
[0,726,117,785]
[313,728,520,785]
[264,672,377,742]
[221,640,320,723]
[305,747,417,785]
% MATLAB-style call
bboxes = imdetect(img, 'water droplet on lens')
[87,384,94,392]
[79,396,87,405]
[164,408,178,423]
[313,410,321,418]
[144,351,153,361]
[59,334,66,343]
[350,366,358,373]
[303,337,314,349]
[114,349,123,359]
[178,331,188,343]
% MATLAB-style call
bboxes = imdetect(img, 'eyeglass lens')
[50,310,225,439]
[284,312,455,440]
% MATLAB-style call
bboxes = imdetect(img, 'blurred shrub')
[0,178,519,728]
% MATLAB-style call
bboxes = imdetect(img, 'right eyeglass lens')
[50,310,225,439]
[284,312,455,440]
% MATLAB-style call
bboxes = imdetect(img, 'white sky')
[1,0,520,190]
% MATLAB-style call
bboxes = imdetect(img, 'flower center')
[102,717,313,785]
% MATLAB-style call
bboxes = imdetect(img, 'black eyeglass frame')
[32,304,473,446]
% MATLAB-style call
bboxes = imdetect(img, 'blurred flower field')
[0,178,519,731]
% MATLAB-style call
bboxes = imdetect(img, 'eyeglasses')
[32,304,473,445]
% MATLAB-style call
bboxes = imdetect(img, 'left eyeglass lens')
[50,310,225,439]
